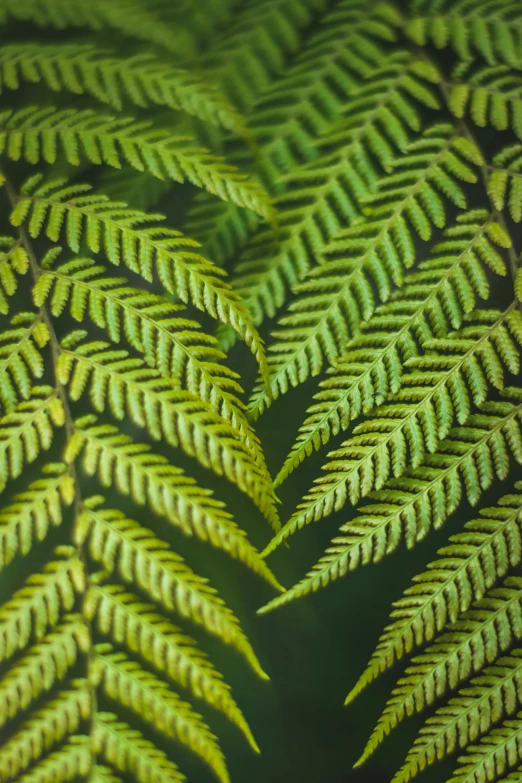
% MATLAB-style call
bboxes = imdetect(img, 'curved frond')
[0,237,29,314]
[276,210,509,483]
[347,481,522,705]
[12,736,91,783]
[250,125,482,417]
[92,645,229,783]
[488,145,522,223]
[75,497,271,676]
[262,389,522,608]
[450,711,522,783]
[0,313,49,414]
[11,177,268,377]
[58,335,279,529]
[0,107,272,217]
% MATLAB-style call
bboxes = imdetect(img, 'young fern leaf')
[0,237,29,314]
[227,53,440,332]
[0,549,84,663]
[0,107,272,217]
[0,44,244,134]
[92,644,230,783]
[266,307,522,555]
[11,177,269,380]
[57,334,279,529]
[262,389,522,610]
[0,386,64,494]
[406,0,522,69]
[67,421,280,584]
[93,711,186,783]
[357,576,522,767]
[249,125,482,417]
[0,682,91,783]
[488,145,522,223]
[347,481,522,706]
[276,210,509,484]
[0,464,74,571]
[85,579,257,751]
[0,313,50,413]
[394,648,522,783]
[447,62,522,140]
[76,498,271,676]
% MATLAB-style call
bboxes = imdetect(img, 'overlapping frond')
[227,53,440,331]
[57,334,279,529]
[347,481,522,705]
[263,388,522,608]
[447,62,522,140]
[406,0,522,69]
[0,237,28,314]
[11,176,269,377]
[488,145,522,223]
[265,308,522,556]
[0,44,244,134]
[275,210,509,483]
[92,644,230,783]
[0,107,272,216]
[450,710,522,783]
[75,497,270,675]
[249,125,482,417]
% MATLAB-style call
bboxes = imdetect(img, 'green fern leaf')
[85,579,257,751]
[0,682,91,783]
[249,125,482,417]
[488,145,522,223]
[275,210,509,483]
[0,313,49,413]
[94,711,186,783]
[406,0,522,69]
[11,736,91,783]
[11,177,269,378]
[394,648,522,783]
[262,388,522,609]
[92,644,229,783]
[0,44,244,133]
[76,497,271,677]
[447,62,522,140]
[266,308,522,555]
[449,710,522,783]
[57,335,279,529]
[0,237,28,314]
[347,481,522,705]
[0,107,272,217]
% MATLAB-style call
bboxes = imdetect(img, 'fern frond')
[0,617,89,727]
[0,313,49,413]
[91,766,123,783]
[347,481,522,705]
[0,386,64,494]
[11,177,268,376]
[0,550,84,663]
[447,62,522,140]
[488,145,522,222]
[0,463,74,571]
[58,336,278,529]
[276,210,509,483]
[0,107,272,216]
[12,736,91,783]
[266,308,522,555]
[450,710,522,783]
[85,579,257,750]
[394,648,522,783]
[249,125,482,417]
[92,645,229,783]
[94,711,186,783]
[0,237,29,314]
[406,0,522,69]
[228,53,440,331]
[262,388,522,608]
[0,44,244,133]
[76,498,271,676]
[357,577,522,765]
[0,682,91,783]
